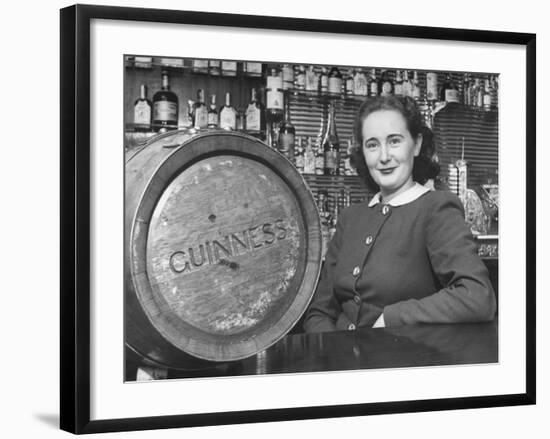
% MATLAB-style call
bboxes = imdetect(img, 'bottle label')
[328,77,342,94]
[321,75,328,91]
[220,109,236,130]
[194,107,208,128]
[325,150,338,170]
[296,72,306,89]
[354,75,368,96]
[193,60,208,70]
[394,83,403,96]
[246,105,261,131]
[381,81,392,95]
[153,101,178,123]
[279,132,295,154]
[426,73,438,100]
[370,81,378,96]
[267,76,283,89]
[267,90,284,110]
[207,112,218,127]
[412,85,421,99]
[304,150,316,174]
[295,153,305,171]
[282,66,294,90]
[483,94,492,108]
[305,71,318,91]
[134,101,151,125]
[315,155,325,174]
[445,89,460,103]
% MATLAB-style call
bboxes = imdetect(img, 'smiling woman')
[303,95,497,332]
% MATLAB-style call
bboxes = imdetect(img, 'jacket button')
[348,323,356,330]
[365,235,373,245]
[354,295,361,305]
[382,205,390,215]
[352,266,360,276]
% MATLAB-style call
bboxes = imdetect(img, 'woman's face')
[361,109,422,202]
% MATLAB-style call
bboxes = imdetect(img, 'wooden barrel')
[125,130,322,367]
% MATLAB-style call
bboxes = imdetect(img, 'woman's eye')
[389,137,401,145]
[365,142,378,149]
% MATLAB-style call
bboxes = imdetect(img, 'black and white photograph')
[124,56,500,381]
[55,3,536,435]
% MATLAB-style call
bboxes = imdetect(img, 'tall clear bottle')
[322,102,340,176]
[152,70,178,132]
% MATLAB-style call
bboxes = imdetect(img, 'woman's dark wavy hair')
[350,95,440,192]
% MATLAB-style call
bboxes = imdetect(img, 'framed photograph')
[60,4,536,434]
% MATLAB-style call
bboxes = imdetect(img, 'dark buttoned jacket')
[303,189,496,333]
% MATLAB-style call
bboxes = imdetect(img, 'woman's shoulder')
[419,189,464,210]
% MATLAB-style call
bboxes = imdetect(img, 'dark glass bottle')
[322,103,340,176]
[245,88,266,140]
[152,70,179,132]
[278,98,295,161]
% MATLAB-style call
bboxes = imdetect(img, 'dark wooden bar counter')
[137,320,498,380]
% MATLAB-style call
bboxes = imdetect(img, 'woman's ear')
[414,133,423,157]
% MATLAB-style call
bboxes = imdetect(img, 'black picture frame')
[60,4,536,434]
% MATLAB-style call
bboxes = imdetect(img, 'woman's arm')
[383,192,497,326]
[302,209,347,333]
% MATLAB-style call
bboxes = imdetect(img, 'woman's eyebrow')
[387,133,405,138]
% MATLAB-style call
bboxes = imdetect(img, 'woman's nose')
[379,144,390,163]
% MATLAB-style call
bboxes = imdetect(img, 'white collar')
[368,182,432,207]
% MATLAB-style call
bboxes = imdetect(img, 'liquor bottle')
[402,70,411,97]
[328,66,343,94]
[440,73,460,103]
[192,59,208,74]
[208,60,221,76]
[278,98,295,161]
[207,94,219,128]
[305,65,318,92]
[219,92,237,131]
[380,70,394,96]
[322,102,340,176]
[345,69,354,96]
[221,61,237,77]
[462,73,471,106]
[282,64,294,90]
[245,88,266,139]
[314,140,325,175]
[152,70,179,132]
[184,100,194,129]
[394,70,403,96]
[344,139,356,176]
[303,137,316,174]
[319,67,329,94]
[369,68,379,96]
[294,137,305,174]
[426,72,438,102]
[353,68,368,96]
[133,84,152,131]
[266,67,284,123]
[476,79,485,107]
[295,65,306,90]
[244,62,263,77]
[412,71,421,100]
[483,78,492,111]
[193,89,208,130]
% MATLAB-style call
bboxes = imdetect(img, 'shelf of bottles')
[124,56,499,259]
